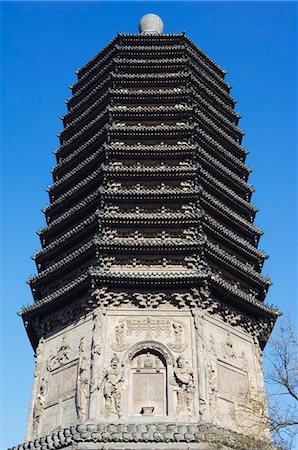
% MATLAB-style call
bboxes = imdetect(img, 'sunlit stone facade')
[12,15,279,450]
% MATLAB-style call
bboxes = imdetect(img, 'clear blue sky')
[1,1,297,448]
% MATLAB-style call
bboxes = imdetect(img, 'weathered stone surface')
[9,421,277,449]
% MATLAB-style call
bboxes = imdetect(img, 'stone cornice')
[194,94,244,136]
[111,104,193,119]
[112,70,189,84]
[106,141,196,158]
[191,79,238,123]
[76,34,119,78]
[104,163,197,179]
[206,241,271,288]
[102,186,201,202]
[20,270,90,314]
[202,192,262,238]
[201,168,257,217]
[33,212,98,261]
[203,214,267,261]
[195,111,247,157]
[44,168,102,217]
[100,213,199,226]
[199,147,253,196]
[57,113,108,155]
[55,126,107,166]
[38,189,100,238]
[65,78,111,121]
[60,98,109,139]
[110,122,194,138]
[111,86,190,102]
[28,240,95,286]
[210,272,278,316]
[197,129,250,175]
[190,64,235,107]
[90,267,207,286]
[114,55,187,70]
[8,421,276,450]
[50,149,103,194]
[71,59,114,103]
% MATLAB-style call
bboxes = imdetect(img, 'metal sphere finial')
[139,14,164,35]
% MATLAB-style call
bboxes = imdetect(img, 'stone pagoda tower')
[13,14,279,450]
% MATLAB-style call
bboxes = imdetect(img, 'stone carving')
[168,322,187,352]
[192,310,207,416]
[91,309,104,361]
[32,377,47,436]
[126,341,174,367]
[209,334,216,353]
[34,337,44,378]
[132,292,167,308]
[111,323,127,352]
[111,318,187,353]
[94,355,124,418]
[76,357,89,422]
[208,360,218,420]
[47,336,71,371]
[15,421,278,450]
[174,356,195,416]
[222,332,237,360]
[86,287,276,342]
[126,317,171,338]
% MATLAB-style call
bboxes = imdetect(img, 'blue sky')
[1,1,297,448]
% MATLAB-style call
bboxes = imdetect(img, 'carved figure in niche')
[222,332,236,360]
[168,322,187,353]
[34,337,44,378]
[173,322,183,346]
[32,377,47,436]
[76,357,89,422]
[174,356,195,415]
[95,354,124,418]
[111,323,127,352]
[144,352,154,368]
[208,360,218,420]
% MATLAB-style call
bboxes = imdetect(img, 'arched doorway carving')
[123,342,174,417]
[130,349,167,415]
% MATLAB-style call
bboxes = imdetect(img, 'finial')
[139,14,164,35]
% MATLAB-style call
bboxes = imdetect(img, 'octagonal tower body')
[15,16,279,450]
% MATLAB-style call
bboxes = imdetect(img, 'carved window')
[129,350,167,416]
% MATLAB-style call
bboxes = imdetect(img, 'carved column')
[88,308,105,419]
[192,309,208,420]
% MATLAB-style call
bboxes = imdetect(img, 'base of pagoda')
[9,422,275,450]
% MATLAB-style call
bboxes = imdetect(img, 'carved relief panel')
[102,310,198,422]
[204,315,259,430]
[28,314,94,440]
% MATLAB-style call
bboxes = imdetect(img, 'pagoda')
[12,14,279,450]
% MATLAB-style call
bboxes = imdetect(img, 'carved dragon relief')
[111,318,188,353]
